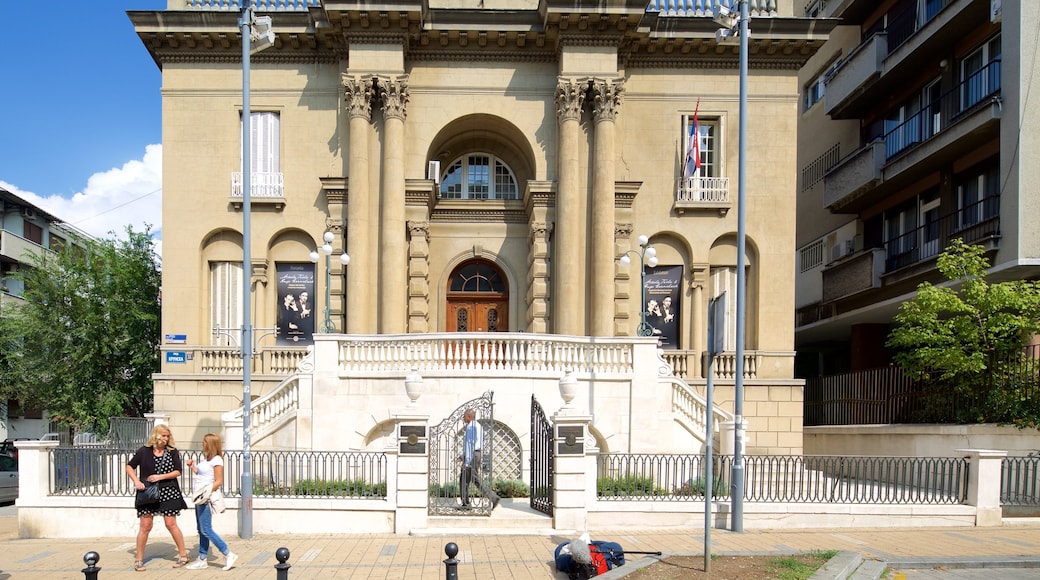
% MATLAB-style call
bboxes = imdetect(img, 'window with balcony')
[234,111,283,199]
[677,115,726,206]
[882,78,941,159]
[956,162,999,231]
[439,154,519,200]
[884,201,919,270]
[50,233,66,253]
[210,261,243,346]
[961,36,1002,110]
[804,59,841,112]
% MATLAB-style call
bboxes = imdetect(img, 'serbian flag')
[683,99,702,179]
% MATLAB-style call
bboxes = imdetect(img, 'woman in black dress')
[125,424,189,571]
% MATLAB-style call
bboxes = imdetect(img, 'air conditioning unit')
[829,239,855,262]
[21,208,37,220]
[427,160,441,184]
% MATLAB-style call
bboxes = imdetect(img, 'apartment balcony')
[821,248,883,303]
[673,176,731,216]
[825,61,1001,213]
[230,172,285,210]
[822,141,883,212]
[825,0,987,119]
[0,229,43,264]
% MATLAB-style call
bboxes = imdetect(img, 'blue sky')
[0,1,167,241]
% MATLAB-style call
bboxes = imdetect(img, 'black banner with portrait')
[644,265,682,349]
[276,263,315,345]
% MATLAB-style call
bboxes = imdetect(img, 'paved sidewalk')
[1,504,1038,578]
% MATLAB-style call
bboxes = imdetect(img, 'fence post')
[958,448,1006,526]
[274,547,291,580]
[444,542,459,580]
[81,551,100,580]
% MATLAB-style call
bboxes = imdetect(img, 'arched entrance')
[446,260,508,332]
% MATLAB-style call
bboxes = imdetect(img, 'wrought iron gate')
[530,395,554,516]
[429,391,495,516]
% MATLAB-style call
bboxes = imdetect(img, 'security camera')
[713,5,738,29]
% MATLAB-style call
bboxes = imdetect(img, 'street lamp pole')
[619,235,659,337]
[238,0,254,540]
[236,0,274,540]
[309,231,350,333]
[715,0,750,533]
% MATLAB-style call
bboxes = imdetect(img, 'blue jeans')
[194,503,228,558]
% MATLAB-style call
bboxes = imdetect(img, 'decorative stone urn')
[558,369,578,408]
[404,369,423,408]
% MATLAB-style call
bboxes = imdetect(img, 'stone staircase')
[412,498,568,537]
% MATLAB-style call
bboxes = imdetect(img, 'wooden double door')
[446,299,507,332]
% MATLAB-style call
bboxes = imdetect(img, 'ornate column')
[343,75,375,334]
[554,78,587,336]
[589,78,624,336]
[378,75,409,333]
[407,221,430,333]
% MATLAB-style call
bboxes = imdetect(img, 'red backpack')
[587,544,608,576]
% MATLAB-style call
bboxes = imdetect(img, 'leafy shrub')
[675,477,727,497]
[493,478,529,498]
[597,475,667,497]
[290,478,386,497]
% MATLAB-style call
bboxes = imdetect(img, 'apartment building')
[795,0,1039,376]
[0,187,92,439]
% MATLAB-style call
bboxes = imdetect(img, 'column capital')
[377,74,410,121]
[555,77,588,122]
[407,220,430,243]
[342,75,375,121]
[590,77,624,123]
[615,223,633,240]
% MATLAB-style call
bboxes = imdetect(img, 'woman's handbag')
[209,489,226,514]
[191,485,212,506]
[135,483,160,508]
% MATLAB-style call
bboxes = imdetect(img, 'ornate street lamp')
[619,234,659,337]
[309,231,350,333]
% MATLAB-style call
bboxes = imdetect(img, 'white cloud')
[0,144,162,253]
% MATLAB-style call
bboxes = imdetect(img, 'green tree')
[886,239,1040,426]
[0,226,160,432]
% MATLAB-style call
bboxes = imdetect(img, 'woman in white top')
[184,434,238,570]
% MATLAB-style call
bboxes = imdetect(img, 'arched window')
[439,154,519,200]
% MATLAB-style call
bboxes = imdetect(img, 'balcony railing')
[883,60,1001,161]
[646,0,779,17]
[883,195,1000,273]
[674,176,730,214]
[230,171,285,199]
[181,0,318,10]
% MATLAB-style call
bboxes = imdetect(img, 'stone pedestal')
[393,413,430,534]
[552,412,594,532]
[958,448,1006,526]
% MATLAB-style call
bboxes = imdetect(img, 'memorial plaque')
[399,425,426,439]
[557,426,584,455]
[400,441,426,454]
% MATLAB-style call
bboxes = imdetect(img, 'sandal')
[134,560,147,572]
[172,554,190,568]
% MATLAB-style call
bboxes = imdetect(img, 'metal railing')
[806,345,1040,426]
[1001,455,1040,507]
[884,196,1000,272]
[883,59,1001,162]
[49,448,388,499]
[597,454,968,504]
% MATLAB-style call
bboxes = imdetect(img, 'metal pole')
[444,542,459,580]
[81,551,100,580]
[730,0,749,533]
[274,547,291,580]
[239,0,254,539]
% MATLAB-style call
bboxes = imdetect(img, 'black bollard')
[81,551,101,580]
[274,547,291,580]
[444,542,459,580]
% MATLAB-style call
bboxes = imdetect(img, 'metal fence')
[597,454,968,504]
[1001,455,1040,507]
[49,448,388,499]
